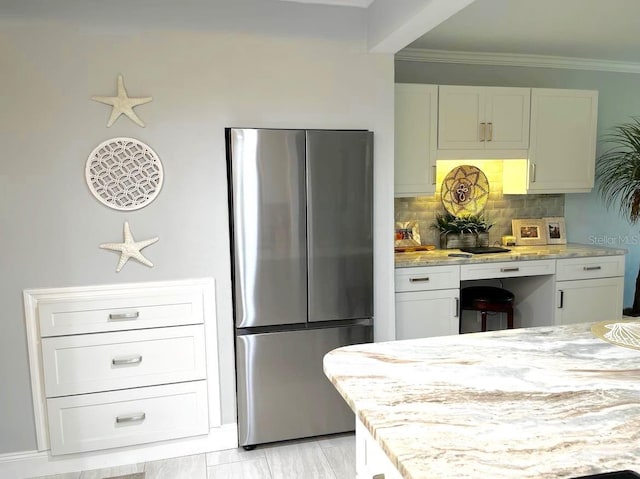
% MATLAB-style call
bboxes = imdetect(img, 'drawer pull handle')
[558,290,564,309]
[109,312,139,321]
[116,412,146,424]
[112,355,143,366]
[409,277,430,283]
[500,267,519,272]
[583,266,602,271]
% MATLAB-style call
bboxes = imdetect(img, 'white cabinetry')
[505,88,598,194]
[395,266,460,340]
[24,279,217,455]
[394,83,438,196]
[356,418,402,479]
[438,86,530,150]
[555,256,624,325]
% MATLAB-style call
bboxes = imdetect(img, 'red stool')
[460,286,514,333]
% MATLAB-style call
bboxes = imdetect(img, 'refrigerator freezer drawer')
[236,323,372,447]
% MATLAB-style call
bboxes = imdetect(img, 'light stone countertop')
[395,243,627,268]
[324,323,640,479]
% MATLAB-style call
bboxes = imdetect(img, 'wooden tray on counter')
[394,245,436,253]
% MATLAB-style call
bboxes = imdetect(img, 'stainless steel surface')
[228,127,374,447]
[109,312,139,320]
[115,412,146,424]
[306,130,373,323]
[228,128,307,329]
[236,324,372,447]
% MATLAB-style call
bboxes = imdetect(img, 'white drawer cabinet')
[24,279,216,455]
[38,287,204,336]
[41,325,207,397]
[461,259,555,280]
[395,266,460,340]
[556,255,624,281]
[555,257,625,325]
[395,265,459,292]
[47,381,209,455]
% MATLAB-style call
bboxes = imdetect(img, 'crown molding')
[279,0,373,7]
[396,48,640,74]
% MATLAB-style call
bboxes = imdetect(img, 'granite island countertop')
[324,323,640,479]
[395,243,626,268]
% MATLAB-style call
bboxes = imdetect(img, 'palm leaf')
[596,117,640,223]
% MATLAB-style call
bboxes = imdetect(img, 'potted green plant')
[431,212,462,249]
[596,117,640,315]
[469,214,493,247]
[452,214,479,248]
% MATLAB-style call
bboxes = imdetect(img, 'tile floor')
[30,433,356,479]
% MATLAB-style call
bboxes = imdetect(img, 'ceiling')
[404,0,640,64]
[284,0,640,67]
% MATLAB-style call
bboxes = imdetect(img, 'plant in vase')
[596,117,640,315]
[453,215,481,247]
[468,214,494,247]
[431,212,463,249]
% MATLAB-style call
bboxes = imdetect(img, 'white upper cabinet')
[438,86,530,150]
[394,83,438,196]
[525,88,598,194]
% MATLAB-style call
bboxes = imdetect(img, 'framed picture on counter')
[511,219,547,246]
[543,217,567,244]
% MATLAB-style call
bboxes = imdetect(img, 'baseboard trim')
[0,424,238,479]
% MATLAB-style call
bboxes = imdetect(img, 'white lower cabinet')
[395,289,459,339]
[555,256,625,325]
[356,418,402,479]
[24,279,214,455]
[555,277,624,326]
[395,266,460,340]
[47,381,209,455]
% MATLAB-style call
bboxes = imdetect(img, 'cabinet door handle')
[558,290,564,309]
[454,297,459,318]
[487,122,493,141]
[583,266,602,271]
[479,122,486,141]
[409,277,429,283]
[432,165,437,185]
[373,475,386,479]
[531,162,537,183]
[112,355,143,366]
[109,311,139,321]
[500,267,519,273]
[116,412,146,424]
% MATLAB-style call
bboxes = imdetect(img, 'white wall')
[0,1,395,454]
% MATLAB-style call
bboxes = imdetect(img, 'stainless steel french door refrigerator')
[226,128,373,448]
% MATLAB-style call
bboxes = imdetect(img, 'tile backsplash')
[395,160,565,247]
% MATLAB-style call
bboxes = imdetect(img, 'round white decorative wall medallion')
[85,137,164,211]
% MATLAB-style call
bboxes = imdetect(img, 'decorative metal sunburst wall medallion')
[441,165,489,216]
[85,137,164,211]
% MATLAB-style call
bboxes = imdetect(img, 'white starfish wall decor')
[100,221,159,272]
[92,75,152,127]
